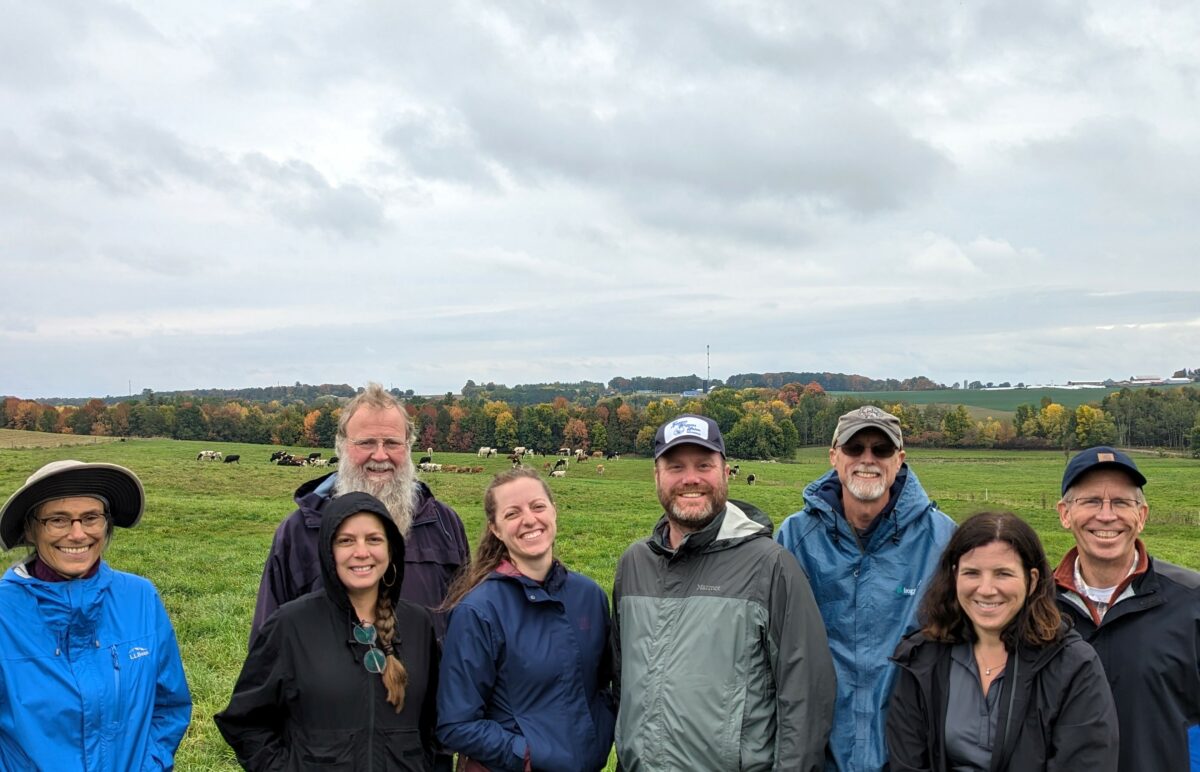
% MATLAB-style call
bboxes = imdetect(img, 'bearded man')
[250,383,468,642]
[776,406,955,772]
[612,414,835,772]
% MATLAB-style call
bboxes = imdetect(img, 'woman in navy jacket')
[437,467,615,772]
[887,511,1117,771]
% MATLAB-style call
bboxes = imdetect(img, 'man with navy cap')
[611,414,835,772]
[1055,446,1200,772]
[776,405,955,772]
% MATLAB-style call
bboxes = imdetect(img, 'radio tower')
[705,345,710,394]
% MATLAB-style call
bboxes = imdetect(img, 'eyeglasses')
[348,437,408,453]
[35,513,108,535]
[839,442,897,459]
[353,622,387,674]
[1066,497,1140,514]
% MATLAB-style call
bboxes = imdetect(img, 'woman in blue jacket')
[0,460,191,771]
[437,467,615,772]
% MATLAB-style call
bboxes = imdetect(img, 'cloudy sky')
[3,1,1198,399]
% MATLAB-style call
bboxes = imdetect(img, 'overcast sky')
[3,1,1198,399]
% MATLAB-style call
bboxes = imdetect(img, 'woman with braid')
[437,467,615,772]
[216,492,439,770]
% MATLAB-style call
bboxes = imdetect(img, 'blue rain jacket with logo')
[776,466,955,772]
[0,560,192,771]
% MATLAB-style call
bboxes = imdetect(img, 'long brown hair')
[919,511,1062,649]
[441,466,555,609]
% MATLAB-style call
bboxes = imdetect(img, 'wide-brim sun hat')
[0,460,144,550]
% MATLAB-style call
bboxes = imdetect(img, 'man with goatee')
[776,405,955,772]
[250,382,468,641]
[612,414,834,772]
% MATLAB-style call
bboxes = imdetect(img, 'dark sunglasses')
[839,441,897,459]
[353,622,387,674]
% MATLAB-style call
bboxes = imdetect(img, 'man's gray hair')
[337,382,415,448]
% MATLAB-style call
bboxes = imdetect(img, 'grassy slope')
[1,437,1197,769]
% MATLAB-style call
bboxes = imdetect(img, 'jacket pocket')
[291,729,357,770]
[382,727,429,771]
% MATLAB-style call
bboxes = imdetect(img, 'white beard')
[333,455,419,537]
[845,465,887,502]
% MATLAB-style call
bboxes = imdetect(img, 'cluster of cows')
[416,463,486,474]
[196,450,240,464]
[270,451,337,467]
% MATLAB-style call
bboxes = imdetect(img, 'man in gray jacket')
[612,414,836,772]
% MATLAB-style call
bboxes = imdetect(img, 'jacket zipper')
[367,666,375,769]
[110,644,123,724]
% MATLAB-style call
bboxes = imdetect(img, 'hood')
[802,464,936,546]
[317,491,406,614]
[649,500,769,557]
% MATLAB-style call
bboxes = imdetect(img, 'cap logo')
[859,406,885,419]
[1097,452,1115,462]
[665,416,709,442]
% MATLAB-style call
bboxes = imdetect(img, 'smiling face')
[489,476,557,574]
[830,428,905,503]
[956,540,1036,641]
[1058,468,1147,575]
[332,513,390,602]
[654,444,728,533]
[27,496,109,579]
[341,406,411,489]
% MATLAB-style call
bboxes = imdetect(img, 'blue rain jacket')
[0,560,191,771]
[437,562,615,772]
[776,466,955,772]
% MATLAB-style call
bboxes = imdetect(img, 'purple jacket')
[250,471,469,642]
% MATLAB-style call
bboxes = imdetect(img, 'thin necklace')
[977,649,1006,676]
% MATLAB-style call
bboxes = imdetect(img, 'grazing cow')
[553,459,568,472]
[558,447,571,457]
[508,453,522,467]
[605,452,620,460]
[223,454,240,464]
[418,455,432,465]
[729,464,740,477]
[278,456,305,466]
[307,452,322,462]
[747,473,756,485]
[417,462,442,473]
[270,450,286,462]
[596,465,605,475]
[477,446,492,458]
[543,462,552,472]
[197,450,222,461]
[591,450,604,459]
[550,469,566,478]
[513,446,526,457]
[311,459,329,467]
[328,456,338,465]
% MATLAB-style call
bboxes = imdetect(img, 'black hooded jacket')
[887,625,1118,772]
[216,492,439,771]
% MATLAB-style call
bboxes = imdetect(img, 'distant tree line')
[3,384,1198,460]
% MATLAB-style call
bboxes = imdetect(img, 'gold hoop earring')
[382,563,398,588]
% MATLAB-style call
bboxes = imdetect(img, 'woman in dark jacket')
[215,491,438,771]
[887,511,1117,772]
[437,467,615,772]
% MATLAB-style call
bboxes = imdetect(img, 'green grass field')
[1,437,1197,769]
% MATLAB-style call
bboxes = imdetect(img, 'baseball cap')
[832,406,903,449]
[1061,446,1147,495]
[653,414,725,459]
[0,460,145,550]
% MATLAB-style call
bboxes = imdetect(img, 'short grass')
[1,437,1197,769]
[0,427,121,449]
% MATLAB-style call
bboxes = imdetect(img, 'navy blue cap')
[1061,446,1147,495]
[653,414,725,459]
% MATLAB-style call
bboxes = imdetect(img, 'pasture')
[1,437,1198,770]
